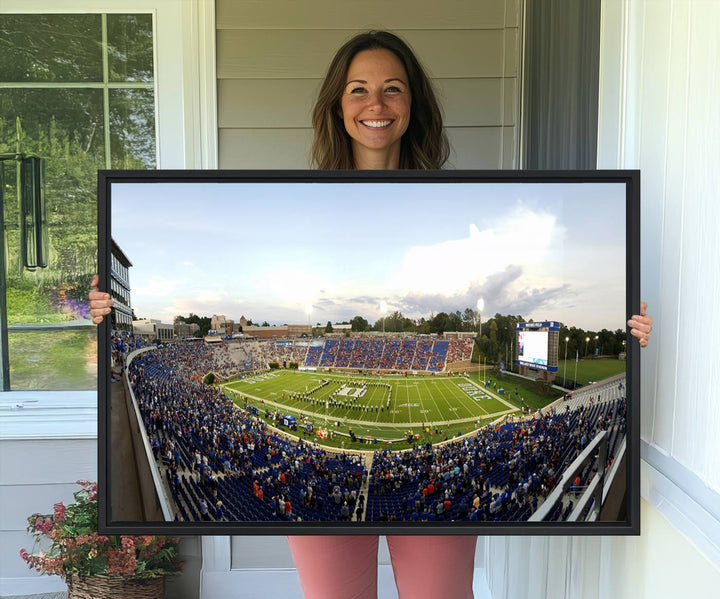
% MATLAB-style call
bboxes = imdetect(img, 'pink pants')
[287,535,477,599]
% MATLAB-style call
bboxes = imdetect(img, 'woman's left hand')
[627,301,653,347]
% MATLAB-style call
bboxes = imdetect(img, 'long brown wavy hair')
[311,31,449,170]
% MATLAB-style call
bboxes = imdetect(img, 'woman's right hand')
[627,301,653,348]
[89,274,113,324]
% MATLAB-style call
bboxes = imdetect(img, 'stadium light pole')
[380,300,388,335]
[563,336,569,387]
[476,298,484,333]
[585,336,589,357]
[574,349,579,388]
[595,334,599,355]
[476,298,484,380]
[305,302,312,332]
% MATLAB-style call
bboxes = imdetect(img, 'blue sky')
[111,180,627,331]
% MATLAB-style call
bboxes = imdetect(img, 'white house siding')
[216,0,522,169]
[0,394,96,596]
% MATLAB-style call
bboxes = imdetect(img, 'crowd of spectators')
[378,338,402,369]
[366,395,626,522]
[427,340,449,371]
[334,339,355,367]
[319,339,341,367]
[151,335,475,376]
[411,338,434,370]
[124,336,624,524]
[300,336,472,372]
[116,333,474,382]
[128,343,370,523]
[111,330,149,380]
[352,338,384,369]
[446,337,475,364]
[305,345,323,367]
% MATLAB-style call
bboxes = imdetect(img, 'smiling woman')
[340,48,412,169]
[311,30,448,170]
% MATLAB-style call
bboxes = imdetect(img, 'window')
[0,13,156,390]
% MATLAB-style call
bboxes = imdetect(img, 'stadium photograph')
[102,174,632,531]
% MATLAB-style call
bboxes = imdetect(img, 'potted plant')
[20,481,182,598]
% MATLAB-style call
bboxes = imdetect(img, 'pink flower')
[34,518,54,535]
[138,535,156,547]
[121,537,135,550]
[107,548,137,576]
[19,548,29,562]
[53,502,66,522]
[43,556,64,576]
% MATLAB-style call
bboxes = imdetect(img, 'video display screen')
[518,331,548,367]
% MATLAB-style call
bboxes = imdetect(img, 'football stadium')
[114,327,628,525]
[107,180,630,528]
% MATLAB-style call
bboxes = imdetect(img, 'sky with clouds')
[110,180,627,331]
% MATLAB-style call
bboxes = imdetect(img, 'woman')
[90,30,653,599]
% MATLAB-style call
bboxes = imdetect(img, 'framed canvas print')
[97,169,640,535]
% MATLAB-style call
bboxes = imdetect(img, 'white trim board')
[641,442,720,569]
[0,392,96,440]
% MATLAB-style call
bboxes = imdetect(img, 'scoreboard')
[515,321,560,372]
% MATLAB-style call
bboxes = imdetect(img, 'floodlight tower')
[305,302,312,330]
[476,298,484,333]
[476,298,484,379]
[564,336,569,387]
[574,348,579,387]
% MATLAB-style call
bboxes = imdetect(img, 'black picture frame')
[98,169,640,536]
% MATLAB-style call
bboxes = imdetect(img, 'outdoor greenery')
[554,357,626,387]
[8,330,97,390]
[174,314,211,336]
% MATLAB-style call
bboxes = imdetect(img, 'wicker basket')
[67,575,165,599]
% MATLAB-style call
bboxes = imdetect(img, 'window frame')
[0,0,216,419]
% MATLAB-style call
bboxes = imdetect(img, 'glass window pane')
[110,89,156,169]
[2,89,101,390]
[0,14,102,82]
[8,329,97,390]
[107,14,154,83]
[1,88,103,281]
[0,89,106,163]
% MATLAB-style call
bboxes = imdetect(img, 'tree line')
[321,309,628,364]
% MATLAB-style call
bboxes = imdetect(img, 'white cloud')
[393,204,564,296]
[134,277,184,298]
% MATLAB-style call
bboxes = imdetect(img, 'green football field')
[555,358,626,386]
[221,370,525,449]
